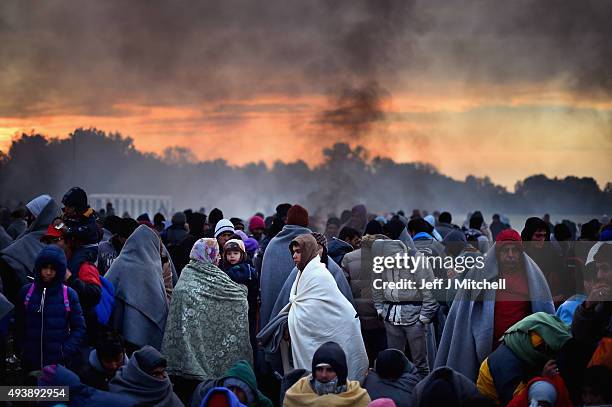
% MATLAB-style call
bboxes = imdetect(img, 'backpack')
[24,283,71,313]
[94,276,115,326]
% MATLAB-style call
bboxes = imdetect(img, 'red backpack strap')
[24,283,35,308]
[62,285,71,313]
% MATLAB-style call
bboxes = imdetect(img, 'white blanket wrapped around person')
[281,234,369,383]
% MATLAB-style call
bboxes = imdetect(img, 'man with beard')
[435,229,554,382]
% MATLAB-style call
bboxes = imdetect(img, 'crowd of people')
[0,187,610,406]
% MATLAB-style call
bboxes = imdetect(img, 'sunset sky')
[1,0,611,191]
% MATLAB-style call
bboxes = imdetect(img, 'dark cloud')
[0,0,611,120]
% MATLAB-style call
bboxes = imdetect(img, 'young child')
[79,329,128,391]
[223,239,259,352]
[16,245,86,373]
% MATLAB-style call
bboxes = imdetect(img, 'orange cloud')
[1,91,610,191]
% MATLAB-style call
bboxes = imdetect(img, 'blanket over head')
[285,256,368,383]
[105,225,168,350]
[434,244,554,382]
[162,258,252,380]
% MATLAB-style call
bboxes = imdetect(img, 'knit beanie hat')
[224,238,246,254]
[62,187,88,212]
[248,216,265,231]
[215,219,235,238]
[286,205,309,227]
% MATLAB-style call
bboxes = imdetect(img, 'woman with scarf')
[476,312,573,406]
[283,234,368,383]
[162,238,252,405]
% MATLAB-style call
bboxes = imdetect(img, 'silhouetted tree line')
[0,128,610,218]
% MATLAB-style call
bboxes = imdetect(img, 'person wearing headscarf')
[435,229,555,382]
[190,360,272,407]
[363,349,420,407]
[283,234,369,382]
[105,225,169,352]
[162,238,252,404]
[284,342,371,407]
[109,345,183,406]
[476,312,572,406]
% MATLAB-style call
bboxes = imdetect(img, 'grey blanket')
[106,225,168,350]
[256,310,289,355]
[0,199,61,286]
[259,224,311,328]
[109,345,183,406]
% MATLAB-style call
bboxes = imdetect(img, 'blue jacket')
[16,246,86,371]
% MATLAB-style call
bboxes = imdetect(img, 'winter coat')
[371,239,439,326]
[15,246,86,372]
[224,261,259,351]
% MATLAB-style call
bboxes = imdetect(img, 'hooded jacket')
[16,245,86,371]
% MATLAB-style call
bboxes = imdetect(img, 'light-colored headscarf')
[190,238,220,264]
